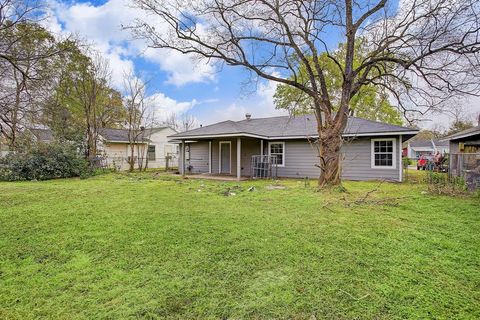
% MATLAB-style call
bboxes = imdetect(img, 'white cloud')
[143,48,216,86]
[147,93,197,121]
[45,0,216,88]
[197,77,288,125]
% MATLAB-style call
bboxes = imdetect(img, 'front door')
[220,142,231,174]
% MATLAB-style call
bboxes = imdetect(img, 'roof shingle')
[99,127,168,142]
[169,115,417,139]
[442,126,480,141]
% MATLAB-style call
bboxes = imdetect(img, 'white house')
[29,127,179,170]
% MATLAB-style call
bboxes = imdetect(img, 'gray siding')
[181,136,402,181]
[449,141,459,169]
[266,137,400,181]
[342,137,400,181]
[179,141,210,174]
[266,140,320,178]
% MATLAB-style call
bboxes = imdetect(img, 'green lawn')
[0,173,479,319]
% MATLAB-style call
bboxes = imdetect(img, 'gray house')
[168,114,418,181]
[406,139,449,159]
[441,121,480,178]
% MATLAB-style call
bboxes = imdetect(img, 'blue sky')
[45,0,297,125]
[44,0,479,128]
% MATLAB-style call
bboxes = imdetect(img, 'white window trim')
[371,138,397,169]
[147,144,156,161]
[218,141,232,174]
[268,141,286,167]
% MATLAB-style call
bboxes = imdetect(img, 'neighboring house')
[98,127,179,170]
[406,139,449,159]
[168,114,419,181]
[0,128,53,157]
[441,119,480,179]
[27,127,179,170]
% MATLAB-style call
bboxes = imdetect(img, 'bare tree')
[0,0,44,78]
[163,112,198,132]
[129,0,480,186]
[444,104,473,126]
[122,71,155,171]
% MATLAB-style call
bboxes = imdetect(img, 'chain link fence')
[450,153,480,191]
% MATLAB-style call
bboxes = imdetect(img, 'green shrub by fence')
[0,143,90,181]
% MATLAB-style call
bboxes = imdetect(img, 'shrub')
[0,143,90,181]
[424,171,467,195]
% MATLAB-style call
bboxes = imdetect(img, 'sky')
[43,0,480,129]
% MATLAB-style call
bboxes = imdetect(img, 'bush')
[424,171,467,195]
[0,143,90,181]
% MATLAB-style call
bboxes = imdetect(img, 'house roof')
[409,139,449,149]
[99,127,170,143]
[27,127,174,144]
[29,128,54,142]
[99,128,132,142]
[441,126,480,141]
[435,140,450,147]
[168,115,418,140]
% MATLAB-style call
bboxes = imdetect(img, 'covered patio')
[178,136,270,181]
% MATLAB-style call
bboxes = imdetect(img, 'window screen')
[269,142,284,166]
[373,140,393,167]
[147,145,156,161]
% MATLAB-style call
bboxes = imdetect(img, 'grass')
[0,172,479,319]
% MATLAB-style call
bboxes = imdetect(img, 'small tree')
[48,49,117,160]
[122,72,154,171]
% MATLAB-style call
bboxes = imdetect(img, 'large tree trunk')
[317,128,343,187]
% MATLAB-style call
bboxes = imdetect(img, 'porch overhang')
[168,131,419,142]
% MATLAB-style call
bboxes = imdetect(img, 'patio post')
[208,141,212,174]
[399,135,403,182]
[181,140,186,177]
[237,137,241,181]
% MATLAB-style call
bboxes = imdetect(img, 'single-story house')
[441,120,480,178]
[168,114,418,181]
[405,139,449,159]
[28,127,179,170]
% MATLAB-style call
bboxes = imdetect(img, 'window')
[269,142,285,167]
[147,145,156,161]
[371,138,396,169]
